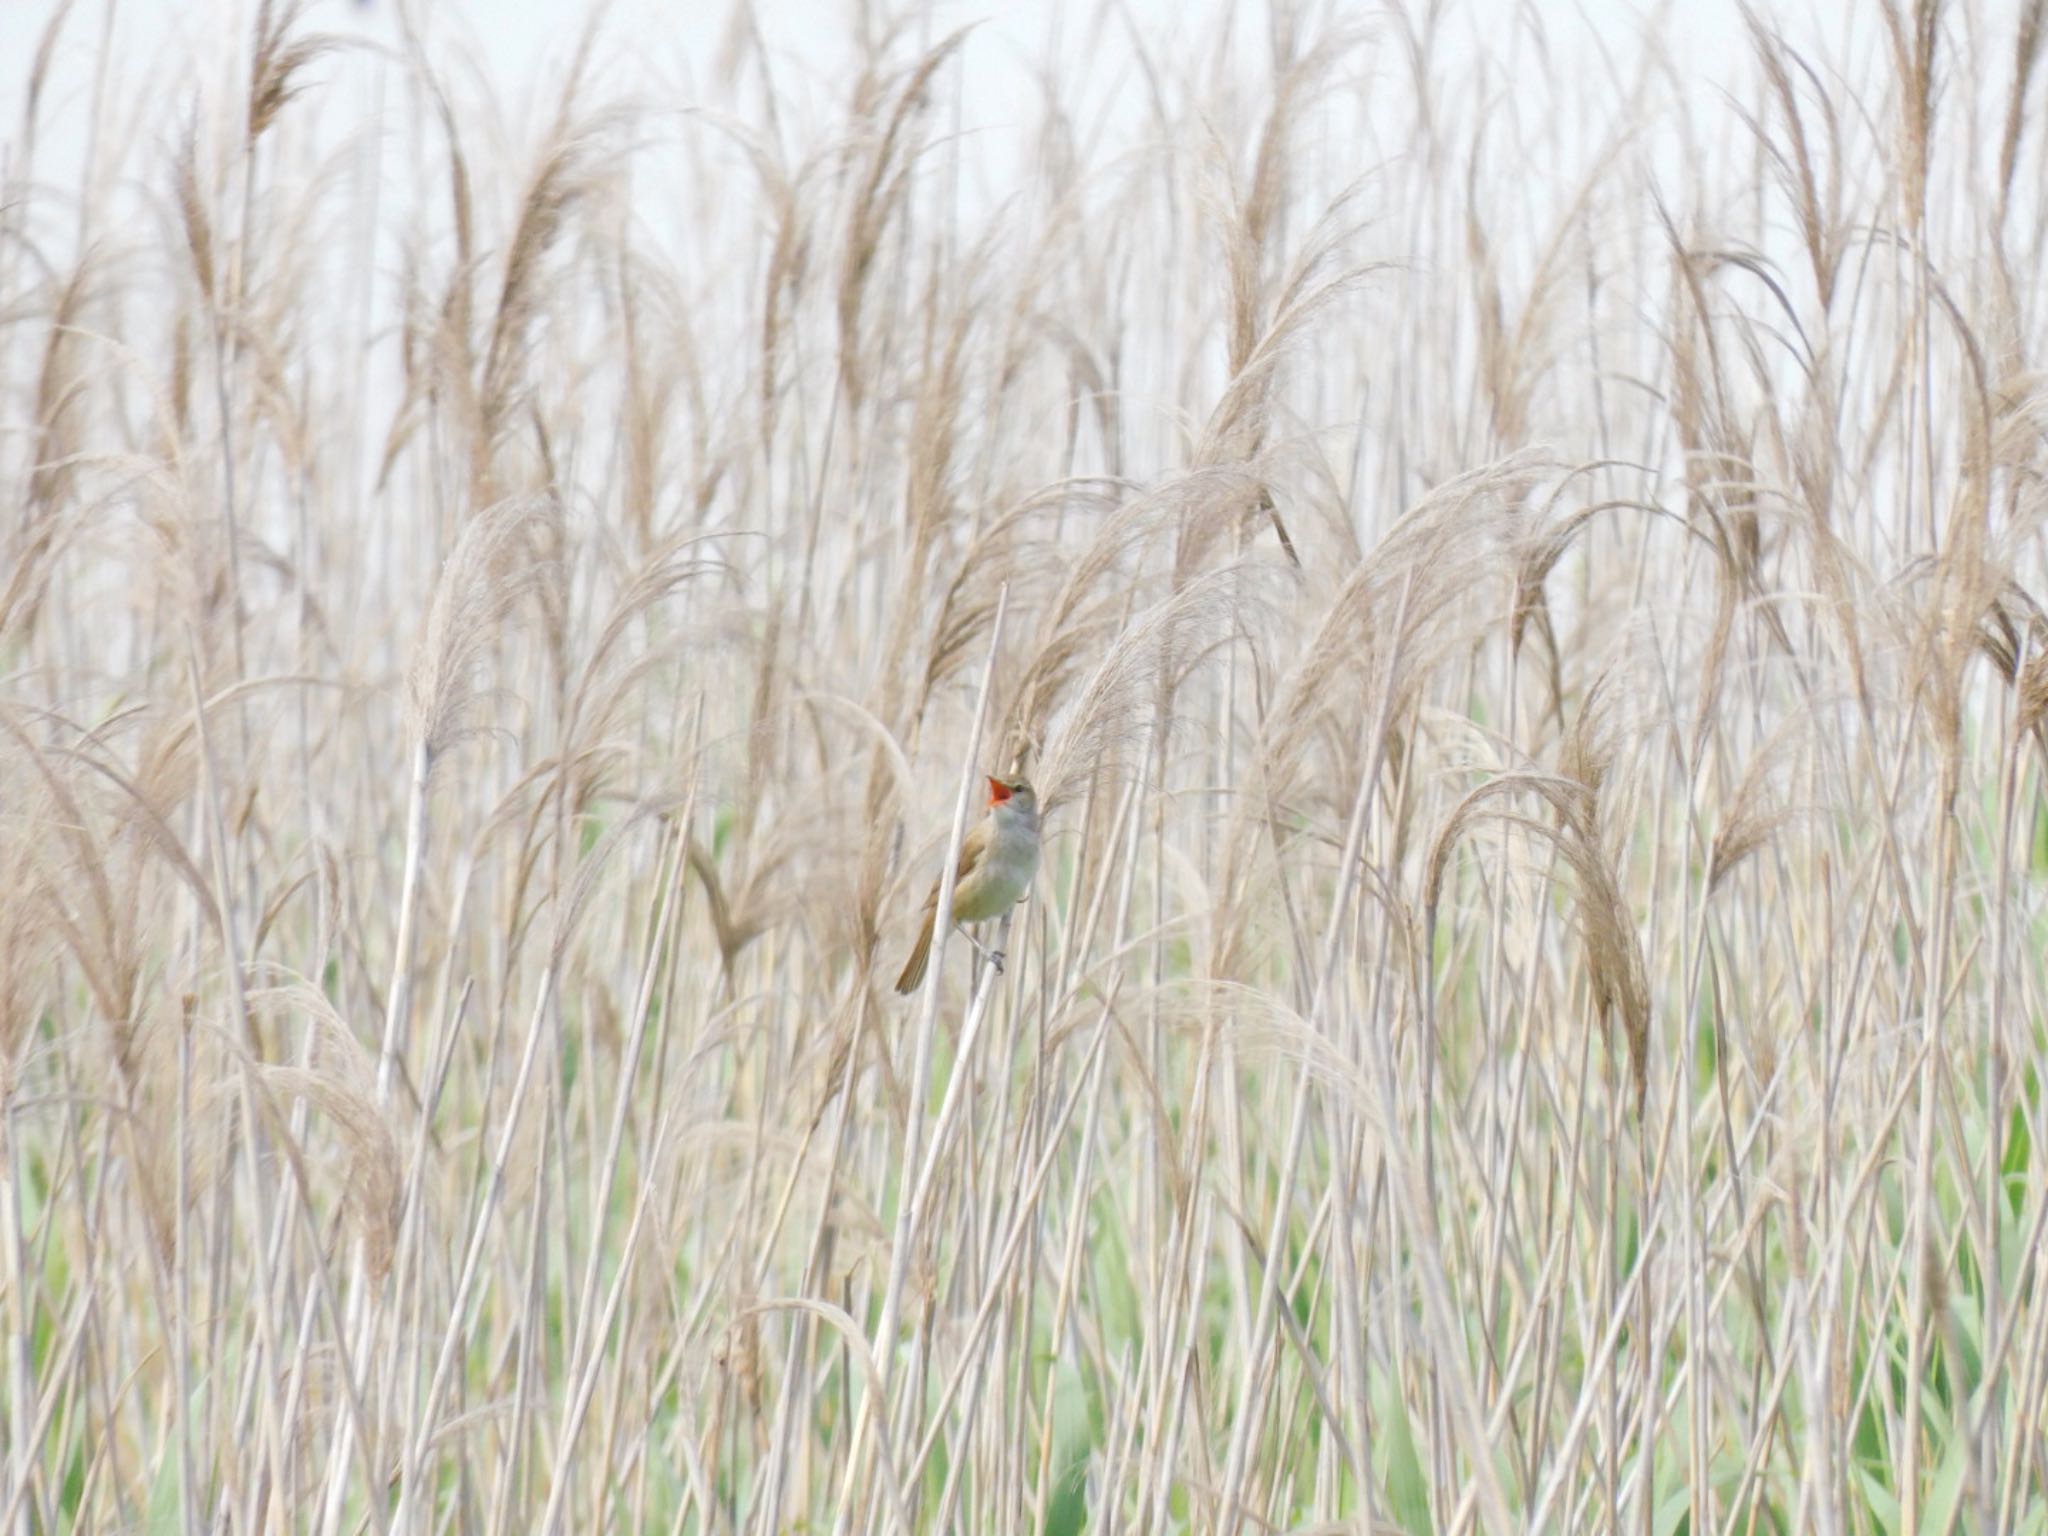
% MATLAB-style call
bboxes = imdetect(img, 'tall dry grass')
[2,0,2048,1530]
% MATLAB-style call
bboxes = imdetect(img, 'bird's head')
[987,776,1037,817]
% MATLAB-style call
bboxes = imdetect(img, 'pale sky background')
[0,0,1910,545]
[1,0,1879,309]
[0,0,1794,181]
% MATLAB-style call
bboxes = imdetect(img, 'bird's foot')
[959,928,1006,974]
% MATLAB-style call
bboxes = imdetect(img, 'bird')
[894,776,1042,994]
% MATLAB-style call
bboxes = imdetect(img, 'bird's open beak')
[987,776,1012,803]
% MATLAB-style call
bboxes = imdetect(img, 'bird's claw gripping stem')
[958,927,1006,974]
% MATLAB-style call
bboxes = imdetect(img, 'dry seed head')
[173,126,216,305]
[1878,0,1940,232]
[246,1,337,145]
[835,30,968,411]
[251,1022,402,1287]
[2019,650,2048,745]
[28,256,93,518]
[406,496,563,766]
[1424,771,1650,1111]
[474,120,618,499]
[1997,1,2047,221]
[1006,467,1258,764]
[1031,565,1256,815]
[1258,454,1536,815]
[1708,717,1812,893]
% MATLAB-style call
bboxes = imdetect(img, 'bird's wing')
[922,817,989,909]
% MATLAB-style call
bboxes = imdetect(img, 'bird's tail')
[895,908,936,994]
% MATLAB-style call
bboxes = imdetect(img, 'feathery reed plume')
[18,0,77,160]
[1196,31,1362,563]
[1191,248,1364,566]
[3,254,95,641]
[26,255,92,519]
[923,485,1104,707]
[1206,456,1538,981]
[560,533,732,772]
[375,54,477,492]
[0,769,53,1103]
[745,134,808,459]
[1465,148,1603,449]
[1031,565,1255,814]
[1257,454,1538,809]
[835,27,968,412]
[246,0,336,145]
[69,726,218,943]
[406,498,563,769]
[1219,36,1345,381]
[1003,466,1265,772]
[476,127,609,502]
[173,124,217,309]
[1707,712,1812,893]
[1743,9,1843,308]
[245,986,400,1284]
[381,496,559,1099]
[0,711,145,1043]
[1878,0,1941,232]
[1996,0,2046,228]
[615,252,680,544]
[1424,768,1651,1112]
[1508,472,1666,724]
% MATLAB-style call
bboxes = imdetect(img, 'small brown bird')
[894,776,1042,994]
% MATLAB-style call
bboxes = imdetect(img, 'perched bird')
[894,776,1042,994]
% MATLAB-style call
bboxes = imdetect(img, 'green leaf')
[1852,1464,1899,1536]
[2004,1099,2032,1219]
[1654,1480,1692,1536]
[1089,1211,1139,1352]
[1379,1377,1432,1536]
[1921,1432,1970,1536]
[1042,1361,1091,1536]
[142,1449,183,1536]
[59,1437,86,1522]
